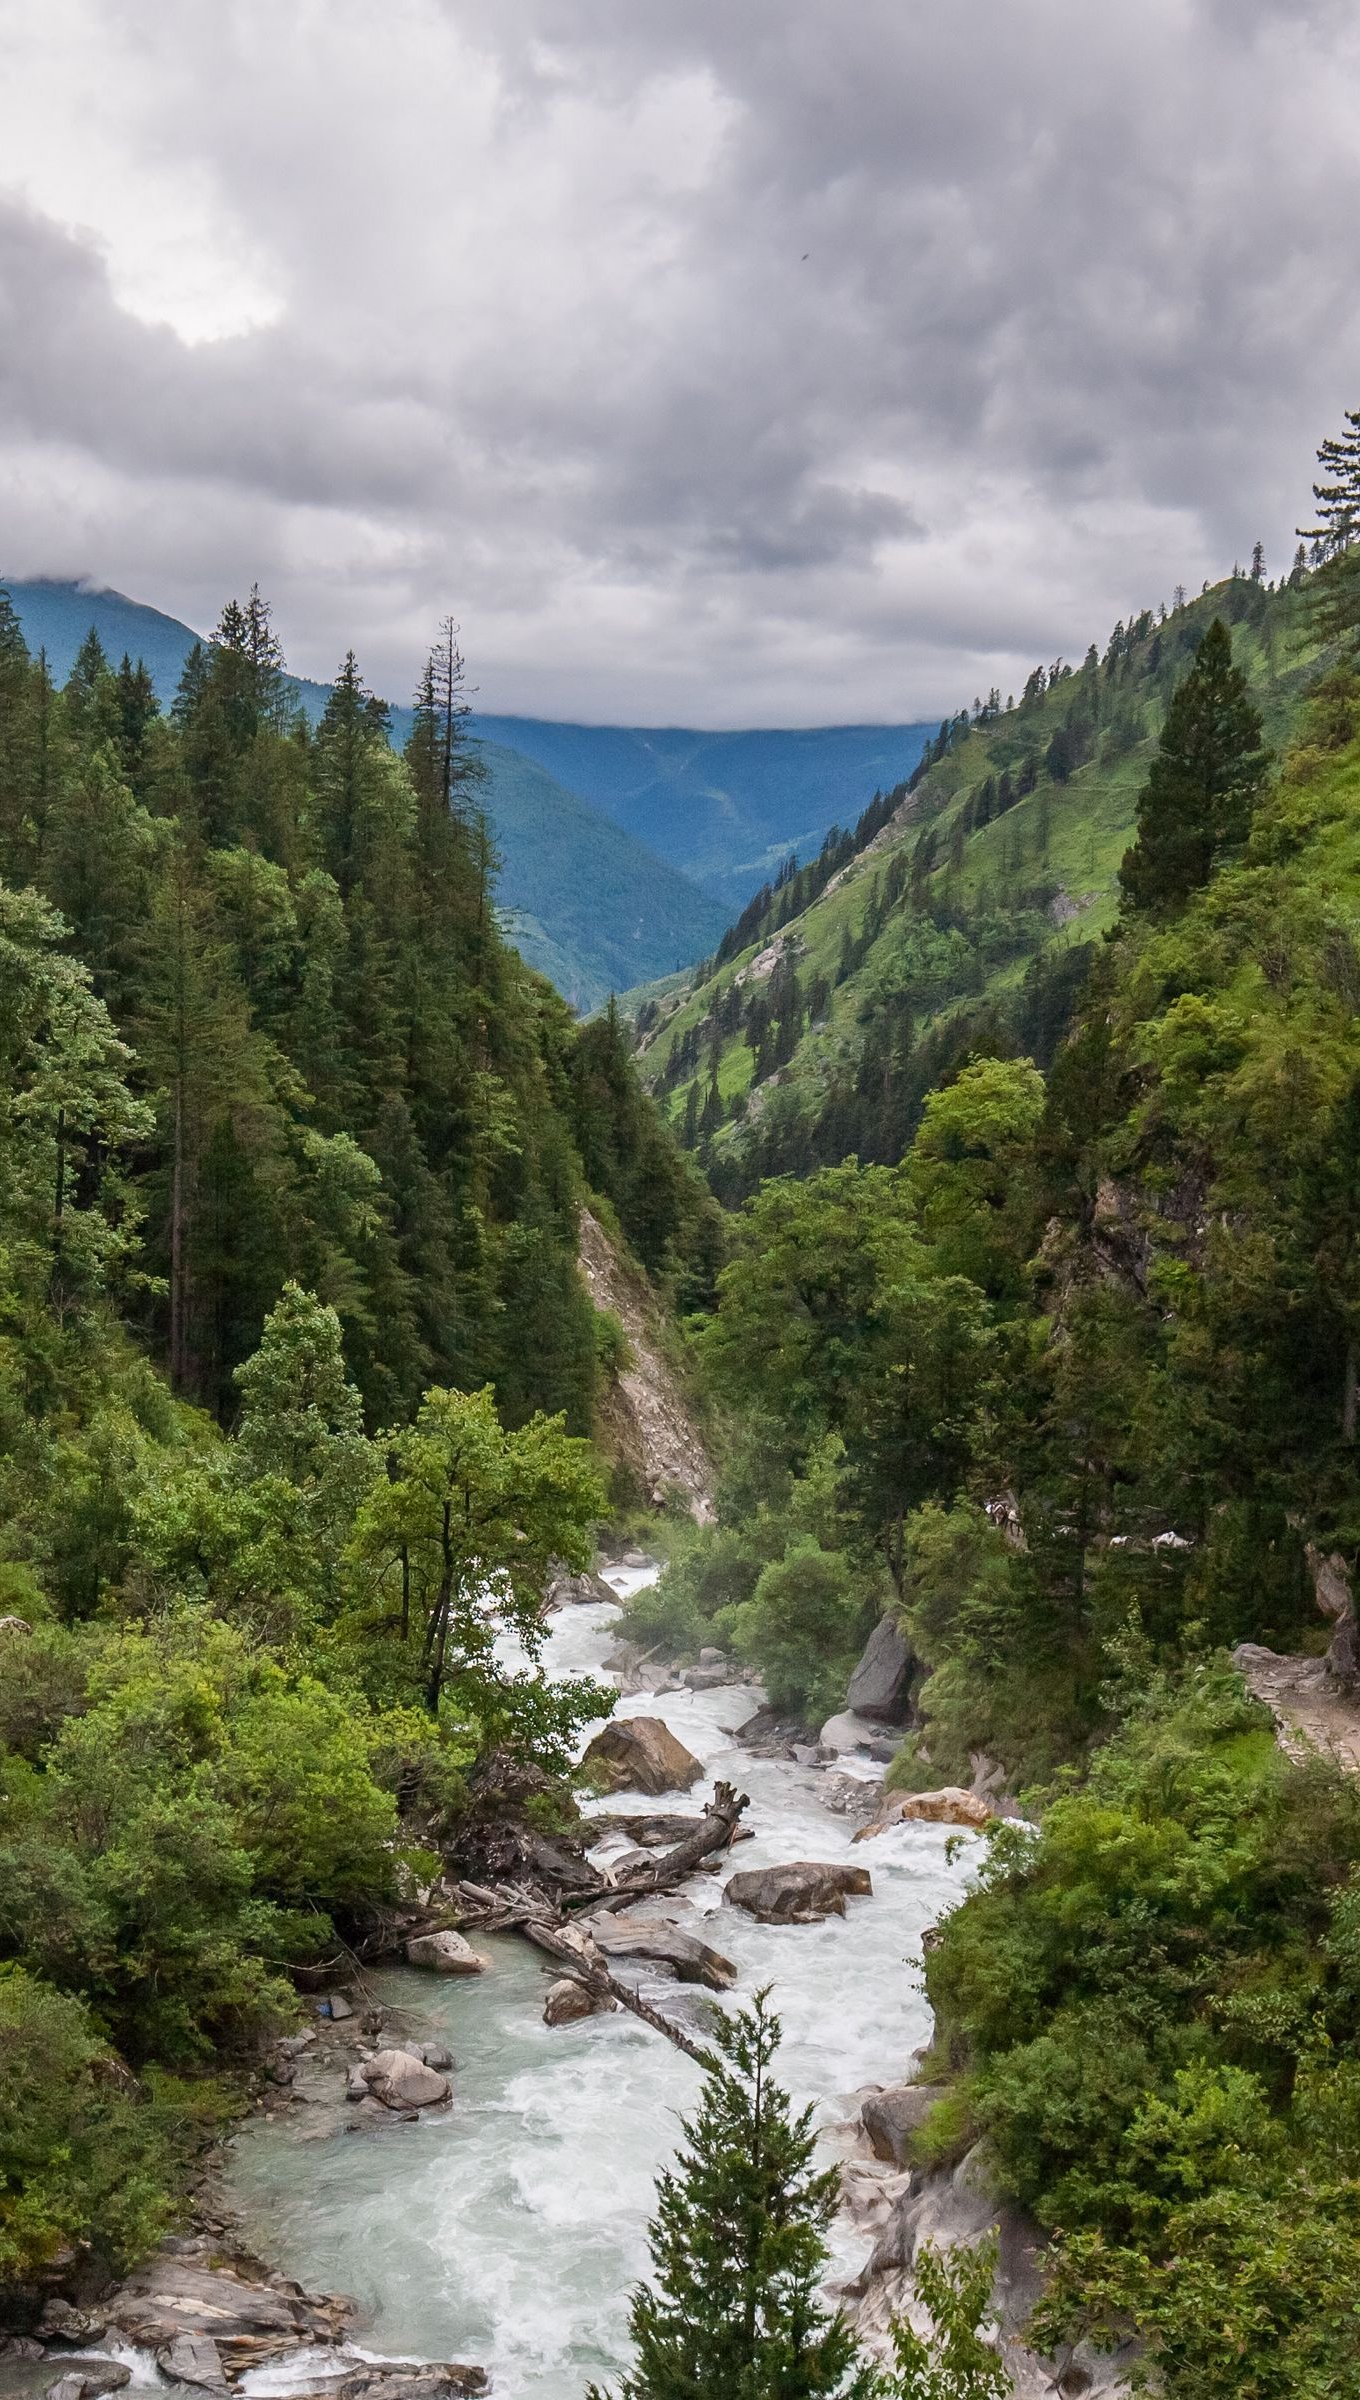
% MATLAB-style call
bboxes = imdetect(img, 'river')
[224,1567,977,2399]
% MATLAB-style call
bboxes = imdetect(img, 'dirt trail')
[577,1207,714,1522]
[1234,1643,1360,1776]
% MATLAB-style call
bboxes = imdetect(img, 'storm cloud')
[1,0,1357,722]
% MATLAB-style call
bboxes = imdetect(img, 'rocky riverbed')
[7,1564,1088,2400]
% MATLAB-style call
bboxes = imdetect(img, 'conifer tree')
[1117,619,1267,914]
[590,1991,877,2400]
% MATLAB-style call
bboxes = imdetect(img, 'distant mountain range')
[3,576,932,1004]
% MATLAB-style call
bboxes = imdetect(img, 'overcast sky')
[1,0,1358,726]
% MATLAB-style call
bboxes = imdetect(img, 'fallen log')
[577,1779,751,1915]
[516,1915,714,2064]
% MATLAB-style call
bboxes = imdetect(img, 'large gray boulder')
[860,2083,948,2166]
[543,1977,616,2026]
[589,1913,736,1990]
[405,1930,489,1975]
[47,2370,132,2400]
[582,1715,703,1795]
[846,1616,914,1724]
[360,2048,452,2109]
[723,1861,873,1924]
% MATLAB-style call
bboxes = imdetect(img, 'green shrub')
[0,1968,174,2291]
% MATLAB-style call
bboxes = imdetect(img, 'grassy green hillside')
[633,570,1326,1197]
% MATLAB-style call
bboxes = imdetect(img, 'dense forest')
[619,424,1360,2393]
[0,589,716,2290]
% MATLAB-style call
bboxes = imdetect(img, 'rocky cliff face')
[577,1207,715,1521]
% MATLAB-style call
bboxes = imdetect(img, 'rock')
[345,2065,370,2101]
[35,2302,106,2345]
[278,2030,317,2059]
[108,2257,352,2364]
[820,1770,881,1819]
[156,2333,229,2391]
[622,1550,654,1569]
[581,1716,703,1795]
[589,1914,737,1990]
[547,1563,618,1608]
[46,2371,132,2400]
[308,2366,488,2399]
[723,1861,873,1923]
[0,1613,32,1635]
[360,2049,452,2109]
[0,2336,46,2361]
[414,2040,455,2070]
[698,1646,727,1667]
[860,2084,948,2166]
[681,1663,733,1690]
[327,1992,354,2021]
[543,1976,617,2026]
[818,1709,893,1757]
[854,1787,996,1838]
[405,1930,490,1975]
[846,1616,915,1725]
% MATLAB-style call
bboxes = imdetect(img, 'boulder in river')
[589,1913,737,1990]
[46,2368,132,2400]
[818,1709,900,1761]
[547,1563,618,1608]
[581,1715,703,1795]
[360,2049,452,2109]
[846,1616,915,1724]
[543,1976,616,2026]
[860,2084,948,2166]
[723,1861,872,1923]
[156,2333,229,2392]
[854,1787,996,1838]
[35,2300,106,2345]
[405,1930,489,1974]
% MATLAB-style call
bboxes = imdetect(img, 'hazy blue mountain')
[2,578,725,1009]
[465,716,935,907]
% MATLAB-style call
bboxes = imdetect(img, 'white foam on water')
[224,1583,979,2398]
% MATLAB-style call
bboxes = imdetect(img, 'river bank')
[221,1567,975,2397]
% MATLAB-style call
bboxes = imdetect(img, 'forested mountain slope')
[634,568,1324,1202]
[2,579,725,1007]
[463,715,934,909]
[627,497,1360,2390]
[0,578,727,2302]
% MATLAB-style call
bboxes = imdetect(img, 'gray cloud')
[0,0,1357,724]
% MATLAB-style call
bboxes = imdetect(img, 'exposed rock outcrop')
[107,2256,354,2371]
[846,1617,915,1725]
[723,1861,873,1923]
[577,1207,714,1520]
[582,1715,703,1795]
[859,2084,947,2167]
[852,2144,1135,2397]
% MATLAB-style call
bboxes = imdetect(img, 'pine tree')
[590,1991,877,2400]
[1118,619,1268,915]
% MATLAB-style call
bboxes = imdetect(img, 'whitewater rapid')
[224,1568,978,2399]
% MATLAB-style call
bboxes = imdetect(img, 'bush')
[0,1968,174,2291]
[724,1539,871,1722]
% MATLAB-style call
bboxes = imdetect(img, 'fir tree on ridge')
[1117,617,1267,914]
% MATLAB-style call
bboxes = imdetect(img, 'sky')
[1,0,1358,728]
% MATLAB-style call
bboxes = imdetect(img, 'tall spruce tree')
[1117,619,1267,914]
[590,1991,877,2400]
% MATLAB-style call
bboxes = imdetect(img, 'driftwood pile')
[419,1780,752,2062]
